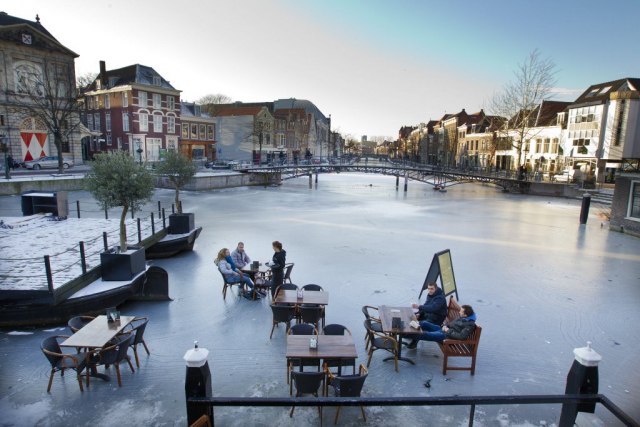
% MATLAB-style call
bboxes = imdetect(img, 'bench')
[437,297,482,375]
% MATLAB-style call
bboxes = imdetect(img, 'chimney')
[99,61,106,87]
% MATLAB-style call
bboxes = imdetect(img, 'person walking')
[413,282,448,325]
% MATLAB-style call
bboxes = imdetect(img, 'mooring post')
[158,200,162,216]
[404,173,408,192]
[184,341,213,426]
[137,218,142,243]
[579,193,591,224]
[79,241,86,274]
[76,200,81,218]
[44,255,54,293]
[104,207,108,220]
[559,341,601,427]
[103,232,108,252]
[315,171,318,184]
[396,174,399,190]
[162,208,166,229]
[151,212,155,235]
[309,173,312,189]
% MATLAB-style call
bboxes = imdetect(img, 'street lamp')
[135,140,143,165]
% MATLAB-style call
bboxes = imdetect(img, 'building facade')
[0,12,83,166]
[82,61,181,162]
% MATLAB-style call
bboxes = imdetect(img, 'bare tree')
[488,49,557,168]
[76,72,98,90]
[197,93,232,116]
[6,59,82,173]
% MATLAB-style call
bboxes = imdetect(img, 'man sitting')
[231,242,251,269]
[406,304,476,349]
[414,282,448,325]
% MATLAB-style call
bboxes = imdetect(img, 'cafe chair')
[361,306,384,350]
[364,319,399,372]
[326,364,368,424]
[283,263,295,284]
[219,269,245,300]
[189,414,212,427]
[67,315,95,333]
[301,284,323,292]
[322,324,355,375]
[91,333,135,387]
[289,370,325,424]
[288,323,318,336]
[270,304,296,339]
[298,305,324,330]
[124,317,150,368]
[40,335,89,393]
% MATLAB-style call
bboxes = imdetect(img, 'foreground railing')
[187,394,638,427]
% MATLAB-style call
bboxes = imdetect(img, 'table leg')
[382,333,415,365]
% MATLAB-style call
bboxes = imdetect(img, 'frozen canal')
[1,173,639,426]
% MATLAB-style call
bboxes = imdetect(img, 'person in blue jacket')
[414,282,448,325]
[406,304,476,349]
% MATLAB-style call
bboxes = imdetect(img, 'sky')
[7,0,640,139]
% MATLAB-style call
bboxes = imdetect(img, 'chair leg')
[115,365,122,387]
[442,355,448,375]
[394,353,399,372]
[222,284,227,299]
[289,405,295,418]
[47,369,55,392]
[133,347,140,368]
[366,349,373,368]
[360,405,367,422]
[142,340,150,355]
[334,406,341,424]
[471,356,476,375]
[126,356,135,373]
[270,322,276,339]
[76,371,84,392]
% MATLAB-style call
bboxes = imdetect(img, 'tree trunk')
[120,205,128,251]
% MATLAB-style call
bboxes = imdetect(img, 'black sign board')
[419,249,458,300]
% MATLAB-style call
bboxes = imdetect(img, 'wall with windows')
[610,173,640,237]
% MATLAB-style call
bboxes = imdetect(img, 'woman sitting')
[215,248,255,297]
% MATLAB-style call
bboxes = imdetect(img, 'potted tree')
[155,150,197,234]
[85,151,155,281]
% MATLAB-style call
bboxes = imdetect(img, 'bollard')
[184,341,213,425]
[151,212,155,235]
[137,218,142,243]
[396,174,399,190]
[315,171,318,184]
[559,341,601,427]
[76,200,81,218]
[103,232,108,252]
[579,193,591,224]
[79,241,87,274]
[404,173,408,192]
[157,200,162,216]
[162,208,166,229]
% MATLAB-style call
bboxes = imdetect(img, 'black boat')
[145,226,202,259]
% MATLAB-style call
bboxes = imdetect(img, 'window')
[167,96,175,110]
[535,139,542,153]
[105,112,111,131]
[87,96,93,110]
[153,76,161,86]
[278,134,286,146]
[572,139,590,147]
[116,137,122,149]
[543,138,550,153]
[551,138,559,153]
[199,124,206,140]
[629,181,640,220]
[138,91,147,107]
[88,114,94,130]
[153,93,161,109]
[207,125,214,140]
[122,113,129,132]
[94,113,101,130]
[167,116,175,133]
[104,94,110,109]
[122,92,128,107]
[153,114,162,132]
[106,134,112,146]
[191,124,198,139]
[182,123,189,138]
[139,113,148,132]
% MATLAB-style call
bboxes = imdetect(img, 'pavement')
[0,174,638,426]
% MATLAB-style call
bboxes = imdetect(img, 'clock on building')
[21,33,32,45]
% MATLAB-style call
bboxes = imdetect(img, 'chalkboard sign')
[420,249,458,300]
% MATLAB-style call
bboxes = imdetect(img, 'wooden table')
[275,290,329,306]
[378,305,421,365]
[241,263,271,296]
[286,334,357,376]
[61,315,135,381]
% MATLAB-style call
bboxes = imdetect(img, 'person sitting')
[413,282,448,325]
[231,241,251,269]
[405,304,476,349]
[215,248,255,298]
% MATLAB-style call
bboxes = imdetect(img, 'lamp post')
[1,135,9,180]
[135,140,143,165]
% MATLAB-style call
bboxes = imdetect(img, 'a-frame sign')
[419,249,459,301]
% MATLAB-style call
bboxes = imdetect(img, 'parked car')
[23,156,74,170]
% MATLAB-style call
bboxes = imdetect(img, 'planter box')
[169,212,195,234]
[100,246,146,281]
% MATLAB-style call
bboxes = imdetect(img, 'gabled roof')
[0,11,78,57]
[534,100,570,126]
[88,64,178,91]
[180,102,211,119]
[274,98,328,122]
[212,104,264,117]
[572,77,640,107]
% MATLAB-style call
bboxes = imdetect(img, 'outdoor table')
[286,334,357,376]
[275,290,329,306]
[378,305,421,365]
[61,315,135,382]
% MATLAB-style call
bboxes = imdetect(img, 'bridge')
[239,159,532,193]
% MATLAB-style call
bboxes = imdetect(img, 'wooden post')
[44,255,54,293]
[309,174,312,189]
[158,200,162,216]
[103,232,108,252]
[162,208,166,229]
[79,241,87,274]
[396,174,399,190]
[76,200,81,218]
[404,173,408,192]
[137,218,142,243]
[151,212,155,235]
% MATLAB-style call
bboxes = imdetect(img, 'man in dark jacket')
[413,282,448,325]
[406,304,476,349]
